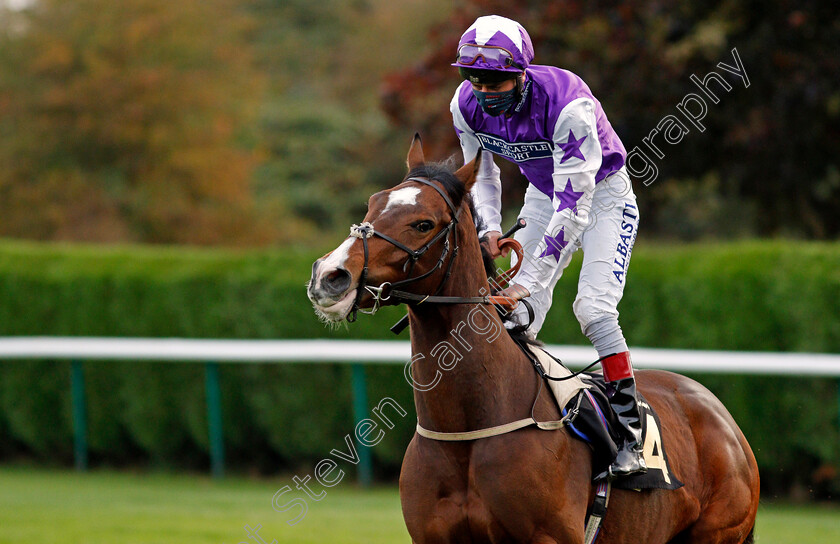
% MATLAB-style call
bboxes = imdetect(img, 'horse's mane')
[407,161,467,210]
[407,160,542,348]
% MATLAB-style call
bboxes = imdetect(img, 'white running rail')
[0,337,839,376]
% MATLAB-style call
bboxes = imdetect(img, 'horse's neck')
[408,223,539,432]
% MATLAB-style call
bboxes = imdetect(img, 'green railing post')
[351,363,372,488]
[205,362,225,479]
[70,360,88,472]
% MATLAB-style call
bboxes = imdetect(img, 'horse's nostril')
[322,268,352,296]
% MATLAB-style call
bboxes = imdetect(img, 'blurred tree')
[0,0,457,245]
[0,1,835,244]
[246,0,454,238]
[380,0,840,239]
[0,0,272,244]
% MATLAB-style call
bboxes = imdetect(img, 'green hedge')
[0,239,838,497]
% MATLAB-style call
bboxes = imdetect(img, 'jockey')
[450,15,645,479]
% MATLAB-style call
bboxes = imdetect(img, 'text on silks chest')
[476,132,553,162]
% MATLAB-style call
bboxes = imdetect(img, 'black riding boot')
[600,351,646,479]
[607,376,647,477]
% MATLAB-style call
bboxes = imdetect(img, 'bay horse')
[307,136,759,543]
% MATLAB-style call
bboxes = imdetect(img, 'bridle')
[345,176,533,336]
[346,176,462,323]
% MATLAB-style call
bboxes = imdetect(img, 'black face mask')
[472,87,517,116]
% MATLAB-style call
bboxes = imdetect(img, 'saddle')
[529,346,683,490]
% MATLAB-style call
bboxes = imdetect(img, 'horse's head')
[308,135,480,323]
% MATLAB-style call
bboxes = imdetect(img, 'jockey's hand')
[497,283,531,301]
[481,231,512,259]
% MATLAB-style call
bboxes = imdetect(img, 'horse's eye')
[413,220,435,233]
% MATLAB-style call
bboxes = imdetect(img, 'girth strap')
[415,383,585,442]
[415,414,571,442]
[583,480,612,544]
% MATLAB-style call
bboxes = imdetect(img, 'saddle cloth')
[530,346,683,490]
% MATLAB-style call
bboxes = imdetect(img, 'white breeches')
[509,167,639,341]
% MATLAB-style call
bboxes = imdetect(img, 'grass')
[0,467,408,544]
[756,502,840,543]
[0,467,837,543]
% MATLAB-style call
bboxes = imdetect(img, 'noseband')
[346,177,462,322]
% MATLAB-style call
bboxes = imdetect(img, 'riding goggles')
[455,44,524,71]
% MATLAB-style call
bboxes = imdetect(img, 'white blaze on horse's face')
[321,237,354,271]
[307,237,358,323]
[308,181,443,324]
[382,186,421,215]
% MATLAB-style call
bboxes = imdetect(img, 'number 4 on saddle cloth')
[529,347,684,490]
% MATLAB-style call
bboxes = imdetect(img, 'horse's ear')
[406,133,426,171]
[454,150,482,192]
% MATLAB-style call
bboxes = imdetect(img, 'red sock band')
[602,351,634,382]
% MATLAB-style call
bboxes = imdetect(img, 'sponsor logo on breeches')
[613,203,638,285]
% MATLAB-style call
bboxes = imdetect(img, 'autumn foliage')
[0,0,268,244]
[0,1,837,244]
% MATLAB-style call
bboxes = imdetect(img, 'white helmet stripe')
[466,15,524,52]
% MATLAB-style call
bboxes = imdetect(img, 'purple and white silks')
[451,64,634,339]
